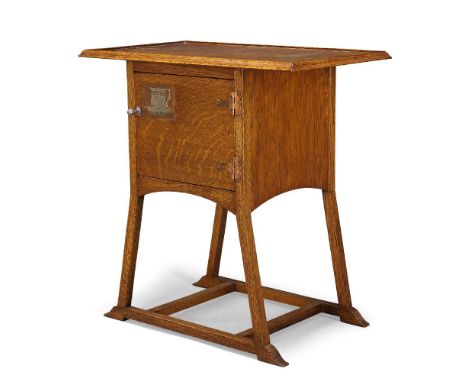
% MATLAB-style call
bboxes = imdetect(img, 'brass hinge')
[216,156,242,181]
[229,91,242,116]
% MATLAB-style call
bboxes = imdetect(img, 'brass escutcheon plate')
[147,86,175,119]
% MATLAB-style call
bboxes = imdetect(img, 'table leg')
[193,204,228,287]
[322,190,368,327]
[236,211,288,366]
[206,204,228,277]
[105,195,144,320]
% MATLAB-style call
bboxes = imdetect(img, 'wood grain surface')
[134,72,236,190]
[149,281,235,315]
[137,175,236,213]
[87,40,390,364]
[116,62,145,308]
[133,61,234,79]
[231,69,288,366]
[243,67,335,209]
[107,306,257,353]
[237,303,323,338]
[233,68,270,347]
[80,40,391,71]
[323,190,352,308]
[194,275,339,309]
[205,204,228,277]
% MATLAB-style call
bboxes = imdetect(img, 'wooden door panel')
[134,73,235,190]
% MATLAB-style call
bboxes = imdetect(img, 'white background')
[1,0,467,380]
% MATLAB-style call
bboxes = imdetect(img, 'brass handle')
[127,106,142,116]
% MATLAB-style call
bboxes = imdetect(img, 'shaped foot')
[192,275,210,288]
[256,344,289,367]
[104,306,128,321]
[193,275,224,288]
[339,307,369,327]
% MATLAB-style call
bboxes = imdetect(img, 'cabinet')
[80,41,390,366]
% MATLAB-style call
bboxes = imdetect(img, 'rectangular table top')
[80,41,391,71]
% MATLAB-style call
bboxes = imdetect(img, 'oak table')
[80,41,390,366]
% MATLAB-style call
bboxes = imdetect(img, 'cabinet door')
[134,73,235,190]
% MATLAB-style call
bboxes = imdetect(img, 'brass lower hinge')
[229,91,242,116]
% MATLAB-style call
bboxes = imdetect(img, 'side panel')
[243,68,335,208]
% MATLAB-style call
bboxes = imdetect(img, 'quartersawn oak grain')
[80,40,391,71]
[134,72,235,190]
[115,62,144,308]
[204,204,228,277]
[133,61,234,79]
[243,67,334,209]
[81,41,390,367]
[137,175,236,213]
